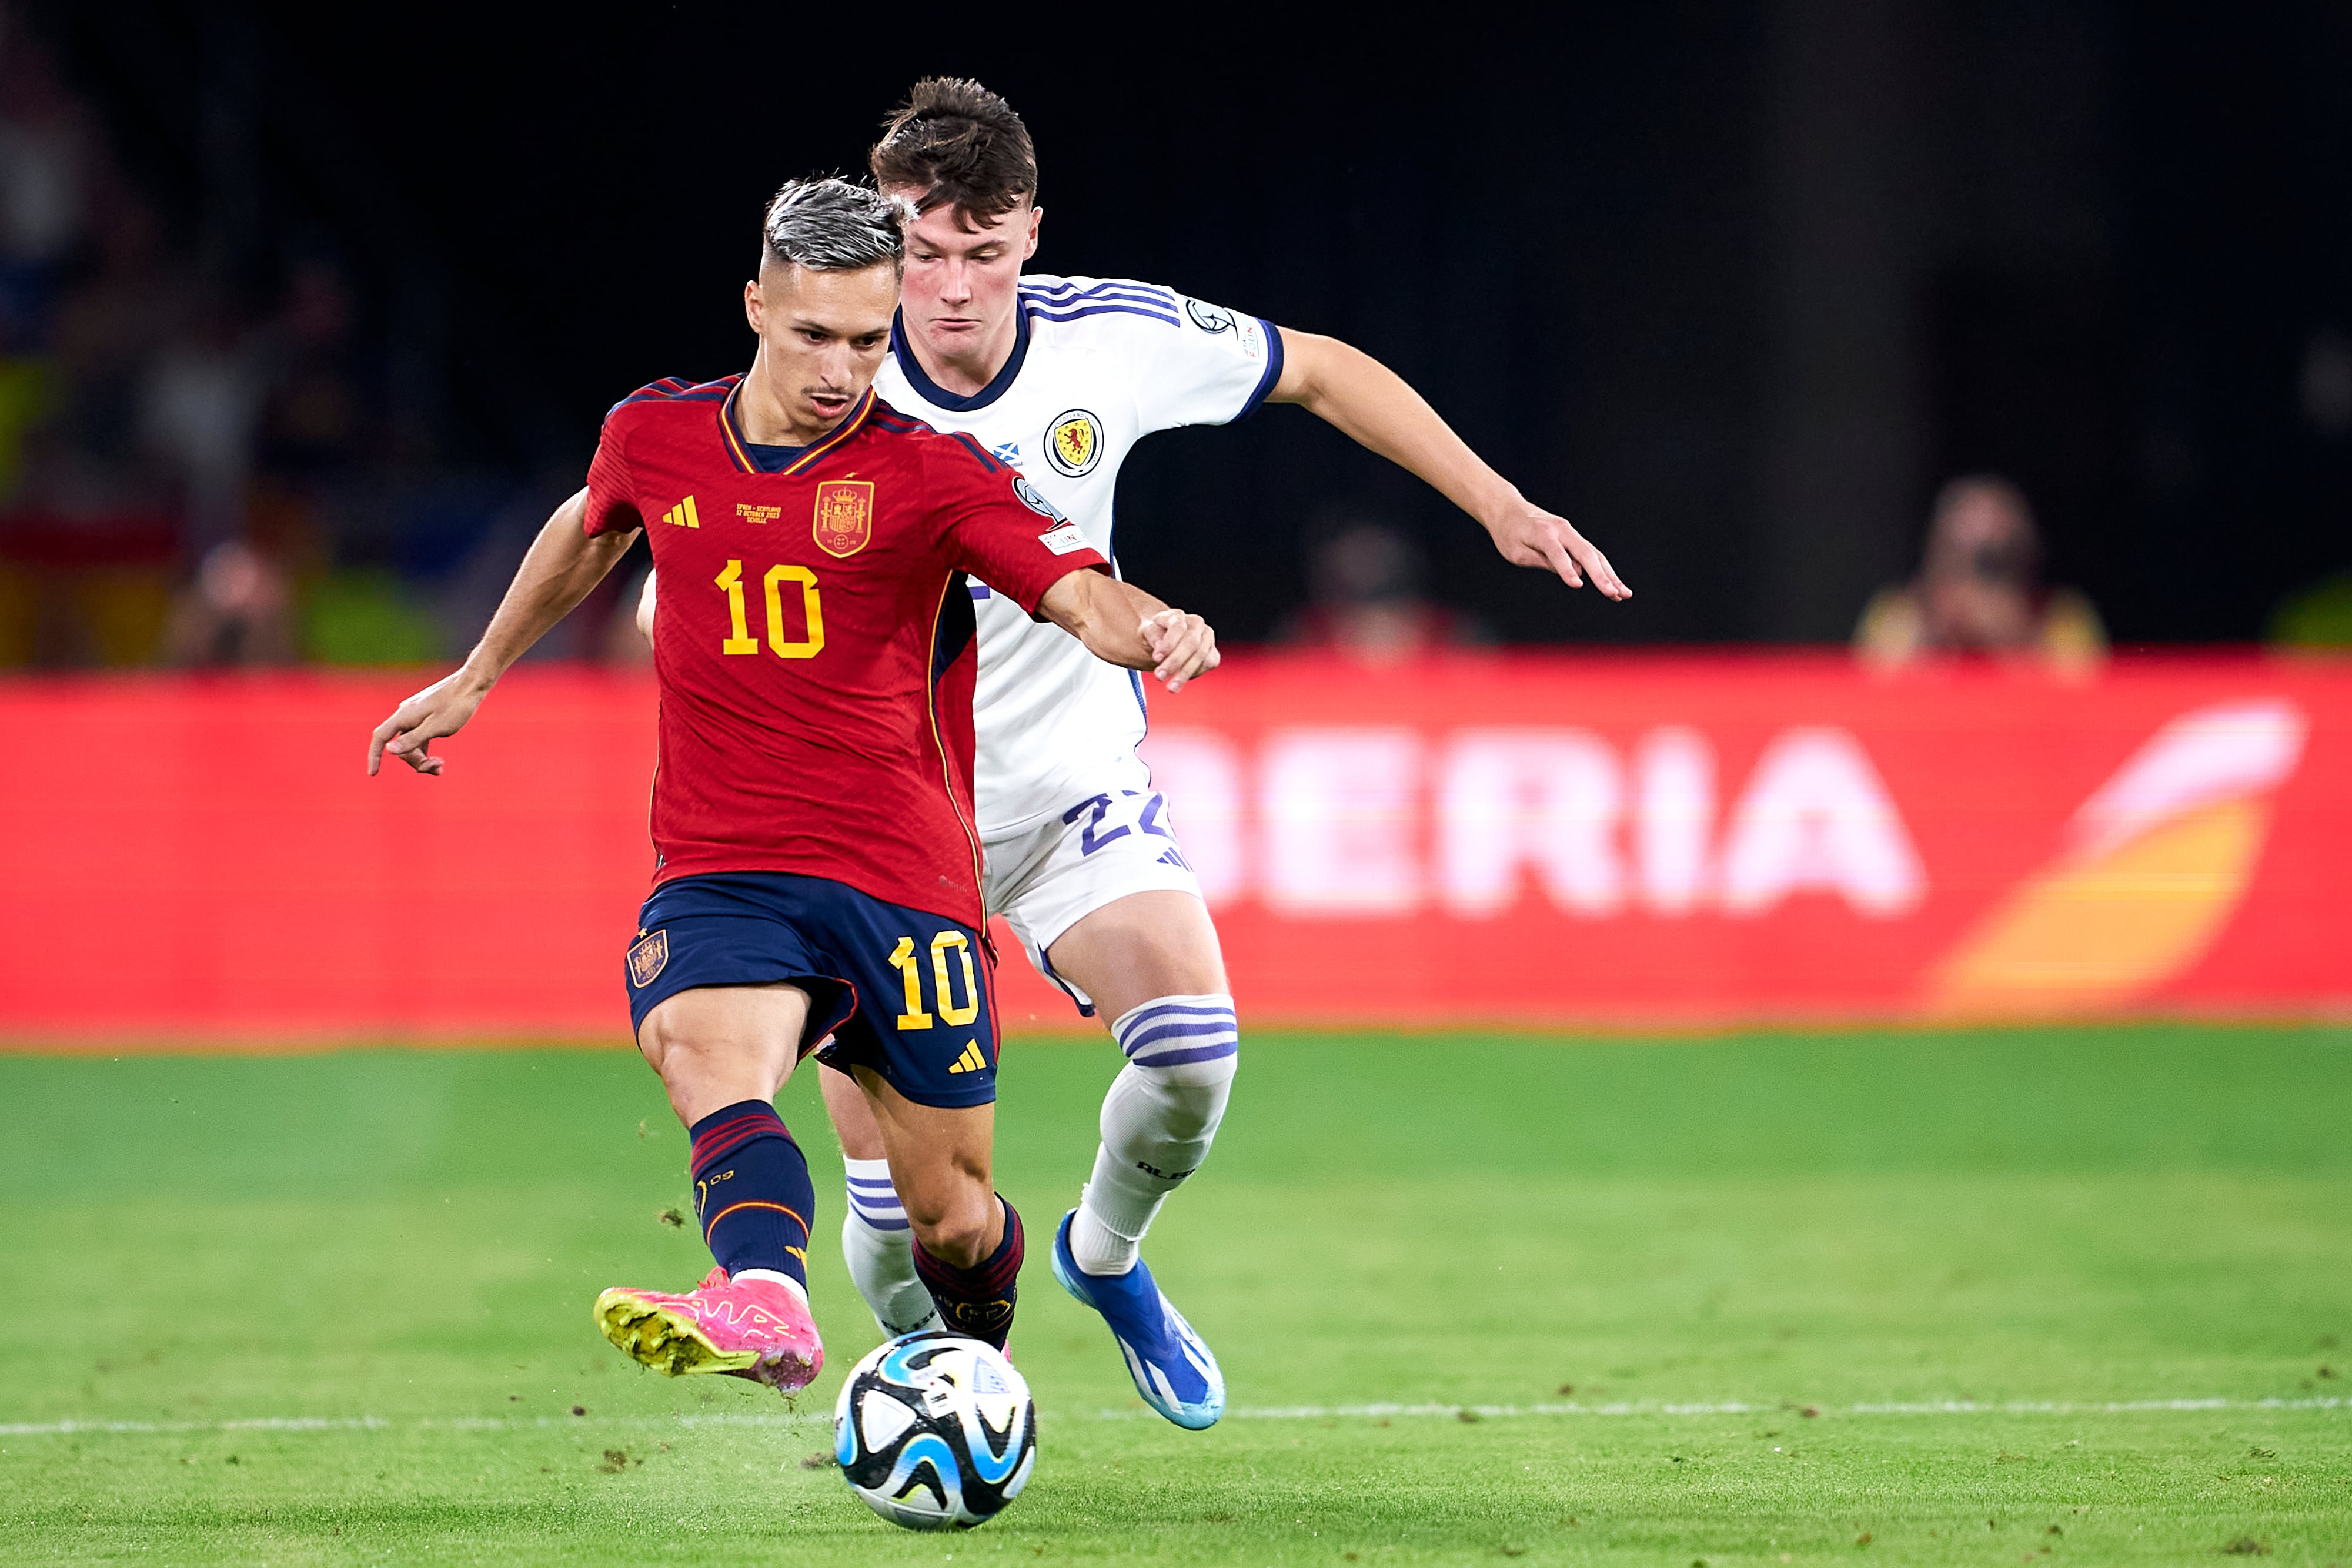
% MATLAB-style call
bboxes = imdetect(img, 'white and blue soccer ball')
[833,1330,1036,1530]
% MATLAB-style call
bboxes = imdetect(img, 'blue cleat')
[1050,1210,1225,1430]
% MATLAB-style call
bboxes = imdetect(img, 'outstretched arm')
[1035,570,1219,693]
[1268,329,1629,600]
[367,487,634,775]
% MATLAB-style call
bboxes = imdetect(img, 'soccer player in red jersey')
[366,179,1220,1393]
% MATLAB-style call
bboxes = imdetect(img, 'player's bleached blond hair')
[759,178,914,274]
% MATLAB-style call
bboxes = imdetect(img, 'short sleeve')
[928,437,1107,616]
[582,412,643,537]
[1127,290,1285,435]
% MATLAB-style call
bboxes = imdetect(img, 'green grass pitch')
[3,1024,2347,1566]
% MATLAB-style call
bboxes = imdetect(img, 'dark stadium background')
[18,0,2352,648]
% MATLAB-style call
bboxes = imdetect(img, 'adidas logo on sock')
[946,1039,987,1075]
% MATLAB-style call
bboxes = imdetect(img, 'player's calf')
[910,1194,1024,1350]
[688,1098,818,1295]
[1069,993,1238,1276]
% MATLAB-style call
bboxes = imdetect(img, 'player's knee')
[633,985,804,1117]
[898,1179,998,1269]
[1107,992,1238,1140]
[1146,1044,1238,1095]
[907,1205,995,1271]
[1120,1052,1237,1145]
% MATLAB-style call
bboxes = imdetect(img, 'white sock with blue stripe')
[1071,992,1240,1277]
[840,1156,941,1336]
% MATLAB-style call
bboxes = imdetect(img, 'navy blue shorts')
[624,872,1000,1110]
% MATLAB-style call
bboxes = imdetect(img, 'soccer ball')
[833,1330,1036,1530]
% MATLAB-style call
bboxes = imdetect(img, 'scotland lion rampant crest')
[1044,410,1101,477]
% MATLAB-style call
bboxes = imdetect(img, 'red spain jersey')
[583,375,1108,927]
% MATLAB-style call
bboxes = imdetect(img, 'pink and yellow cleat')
[593,1266,823,1394]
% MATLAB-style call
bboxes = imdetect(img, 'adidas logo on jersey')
[662,496,701,529]
[945,1039,987,1075]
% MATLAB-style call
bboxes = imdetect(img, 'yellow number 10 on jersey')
[716,559,824,658]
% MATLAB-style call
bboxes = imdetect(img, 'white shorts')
[983,779,1202,1015]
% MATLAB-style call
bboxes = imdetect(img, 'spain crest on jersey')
[1045,409,1101,477]
[811,480,875,558]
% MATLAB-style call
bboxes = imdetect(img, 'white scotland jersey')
[876,275,1282,840]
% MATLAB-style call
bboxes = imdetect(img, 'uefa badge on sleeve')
[1183,296,1234,335]
[1011,475,1067,522]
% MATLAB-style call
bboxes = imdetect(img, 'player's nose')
[816,352,859,396]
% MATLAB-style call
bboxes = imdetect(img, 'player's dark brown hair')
[869,78,1037,229]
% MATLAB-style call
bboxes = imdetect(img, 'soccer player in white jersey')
[643,79,1630,1430]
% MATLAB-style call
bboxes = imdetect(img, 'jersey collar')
[888,303,1030,413]
[719,379,878,476]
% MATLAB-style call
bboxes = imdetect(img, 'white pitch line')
[0,1412,827,1439]
[2,1395,2342,1441]
[1202,1396,2349,1421]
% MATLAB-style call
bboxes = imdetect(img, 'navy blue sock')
[911,1195,1023,1349]
[688,1100,813,1290]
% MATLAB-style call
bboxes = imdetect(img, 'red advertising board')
[0,654,2344,1044]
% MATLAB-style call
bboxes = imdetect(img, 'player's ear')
[744,278,764,335]
[1023,204,1043,262]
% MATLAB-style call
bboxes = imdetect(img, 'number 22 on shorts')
[888,931,981,1030]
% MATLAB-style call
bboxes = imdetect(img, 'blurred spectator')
[2300,329,2352,441]
[0,15,89,355]
[1279,515,1487,665]
[38,187,180,510]
[250,252,367,576]
[1854,476,2105,673]
[2269,570,2352,647]
[163,536,292,666]
[0,25,185,668]
[258,256,367,477]
[141,287,272,557]
[0,10,437,671]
